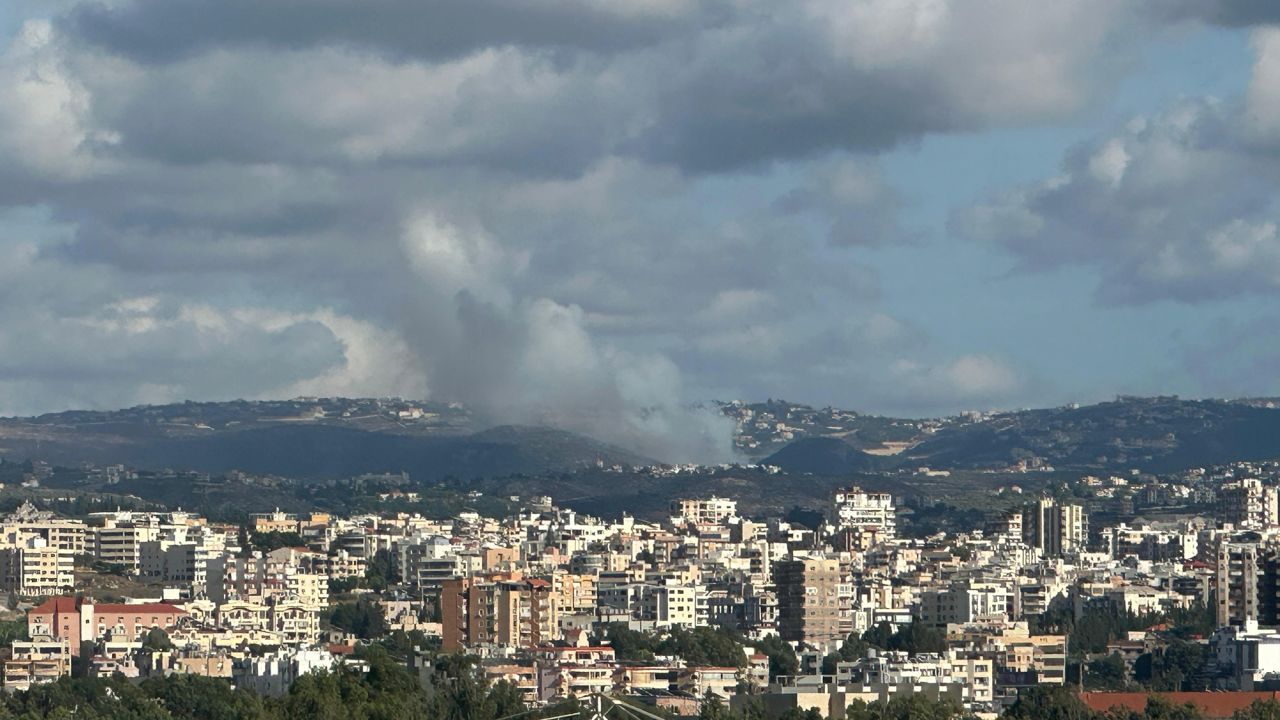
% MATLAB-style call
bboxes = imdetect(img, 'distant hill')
[4,395,1280,484]
[874,397,1280,473]
[0,400,651,481]
[762,437,886,474]
[748,396,1280,474]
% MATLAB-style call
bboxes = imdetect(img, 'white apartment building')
[0,535,73,596]
[831,488,896,537]
[671,497,739,526]
[919,581,1015,628]
[138,540,213,595]
[1222,479,1280,529]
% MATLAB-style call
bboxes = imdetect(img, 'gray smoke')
[394,211,739,464]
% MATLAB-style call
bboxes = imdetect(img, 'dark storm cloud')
[56,1,1136,175]
[1159,1,1280,27]
[63,0,727,64]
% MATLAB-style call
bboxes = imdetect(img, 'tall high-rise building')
[441,576,559,651]
[775,557,848,648]
[1022,499,1087,557]
[1217,540,1262,627]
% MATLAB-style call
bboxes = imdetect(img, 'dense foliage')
[327,598,390,640]
[596,623,748,667]
[0,649,580,720]
[248,531,306,553]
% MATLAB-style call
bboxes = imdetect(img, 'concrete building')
[28,596,187,656]
[1023,499,1087,557]
[919,581,1015,628]
[0,535,73,596]
[831,488,896,538]
[671,497,739,526]
[138,540,211,594]
[441,576,559,650]
[1222,479,1280,529]
[1,637,70,691]
[1218,540,1263,627]
[776,557,849,648]
[1210,621,1280,690]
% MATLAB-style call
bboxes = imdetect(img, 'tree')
[238,524,252,558]
[327,597,389,639]
[1137,695,1205,720]
[139,673,271,720]
[1005,685,1095,720]
[328,576,360,595]
[430,654,497,720]
[596,623,657,662]
[249,531,306,553]
[822,633,870,675]
[1141,640,1207,692]
[0,618,28,645]
[1234,700,1280,720]
[861,622,895,650]
[754,635,799,680]
[364,549,400,591]
[885,622,946,655]
[656,627,747,667]
[143,627,176,651]
[1086,652,1129,691]
[845,696,967,720]
[488,680,528,720]
[700,693,730,720]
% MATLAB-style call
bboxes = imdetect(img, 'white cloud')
[0,20,108,180]
[955,87,1280,302]
[891,353,1021,407]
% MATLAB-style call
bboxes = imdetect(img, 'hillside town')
[3,468,1280,719]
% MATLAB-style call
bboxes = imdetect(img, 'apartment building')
[0,535,74,596]
[776,557,849,647]
[671,497,739,526]
[441,576,559,650]
[831,488,896,538]
[28,597,187,656]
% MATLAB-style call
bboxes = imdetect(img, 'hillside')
[4,395,1280,485]
[0,400,651,481]
[761,437,886,475]
[756,396,1280,474]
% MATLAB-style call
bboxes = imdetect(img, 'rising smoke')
[394,211,740,465]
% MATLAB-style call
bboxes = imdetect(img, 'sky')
[3,1,1280,461]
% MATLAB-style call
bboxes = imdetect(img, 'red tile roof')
[30,597,186,617]
[1081,692,1280,719]
[94,603,187,615]
[29,596,81,615]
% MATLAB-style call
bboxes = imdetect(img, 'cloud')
[0,295,350,414]
[44,0,1146,175]
[889,354,1022,411]
[775,157,909,246]
[955,93,1280,303]
[1157,1,1280,27]
[0,0,1171,453]
[63,0,716,64]
[0,20,113,181]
